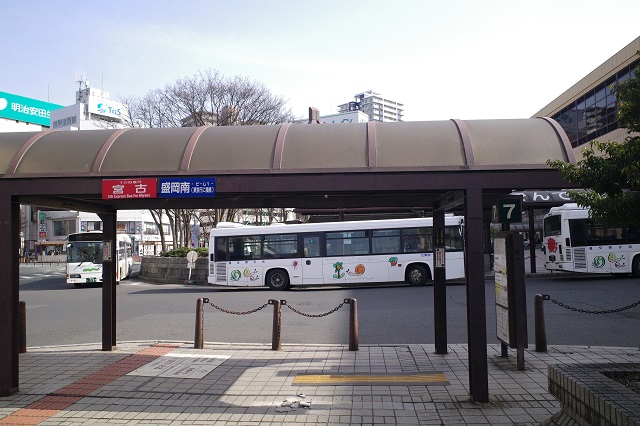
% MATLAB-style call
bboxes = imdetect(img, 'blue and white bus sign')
[158,177,216,198]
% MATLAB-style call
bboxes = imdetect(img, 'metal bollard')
[534,294,548,352]
[194,298,207,349]
[345,298,358,351]
[269,299,282,350]
[19,301,26,353]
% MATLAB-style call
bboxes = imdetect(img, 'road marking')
[292,372,448,385]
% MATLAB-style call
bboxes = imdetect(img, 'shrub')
[160,247,208,257]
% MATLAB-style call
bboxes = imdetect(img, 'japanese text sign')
[158,177,216,198]
[102,178,158,200]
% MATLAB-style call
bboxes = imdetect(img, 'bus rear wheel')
[266,269,290,291]
[633,256,640,278]
[406,264,429,286]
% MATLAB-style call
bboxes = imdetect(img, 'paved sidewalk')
[1,341,639,425]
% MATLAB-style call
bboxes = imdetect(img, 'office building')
[50,80,128,130]
[534,36,640,156]
[337,90,404,122]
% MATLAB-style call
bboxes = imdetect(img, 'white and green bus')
[543,203,640,276]
[66,232,133,287]
[208,216,465,290]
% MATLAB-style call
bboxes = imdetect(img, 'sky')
[2,0,640,121]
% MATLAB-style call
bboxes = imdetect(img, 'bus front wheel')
[266,269,290,291]
[633,256,640,278]
[406,264,429,286]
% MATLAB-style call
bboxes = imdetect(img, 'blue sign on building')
[158,177,216,198]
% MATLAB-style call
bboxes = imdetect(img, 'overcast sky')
[2,0,639,121]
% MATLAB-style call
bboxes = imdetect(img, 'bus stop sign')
[494,197,523,223]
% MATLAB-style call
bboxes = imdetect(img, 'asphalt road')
[18,263,640,348]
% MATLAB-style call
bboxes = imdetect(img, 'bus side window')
[215,237,228,261]
[569,219,586,246]
[303,236,320,257]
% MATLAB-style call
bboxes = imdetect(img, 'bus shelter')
[0,118,575,402]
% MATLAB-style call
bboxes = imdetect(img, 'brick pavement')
[1,341,639,425]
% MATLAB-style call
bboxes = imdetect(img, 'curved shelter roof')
[0,117,576,401]
[1,118,573,178]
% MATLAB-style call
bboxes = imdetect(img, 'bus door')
[302,234,323,284]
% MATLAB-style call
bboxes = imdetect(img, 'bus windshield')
[67,241,103,264]
[543,215,561,237]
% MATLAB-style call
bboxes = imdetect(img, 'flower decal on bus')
[388,257,399,267]
[608,253,626,268]
[230,270,242,281]
[333,261,345,279]
[547,238,558,253]
[347,264,365,276]
[592,256,606,269]
[243,268,259,281]
[292,260,299,269]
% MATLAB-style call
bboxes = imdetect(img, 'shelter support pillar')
[432,209,447,354]
[99,211,117,351]
[528,206,536,273]
[465,187,489,403]
[0,195,20,396]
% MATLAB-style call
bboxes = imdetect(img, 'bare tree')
[126,69,296,127]
[123,70,297,248]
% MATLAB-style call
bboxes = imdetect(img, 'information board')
[494,237,510,343]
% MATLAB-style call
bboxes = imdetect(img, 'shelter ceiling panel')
[466,119,567,165]
[99,128,194,172]
[375,121,465,167]
[188,125,279,171]
[0,132,33,175]
[281,123,367,169]
[14,130,111,174]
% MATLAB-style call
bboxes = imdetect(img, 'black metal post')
[270,299,282,350]
[194,298,206,349]
[534,294,548,352]
[346,298,358,351]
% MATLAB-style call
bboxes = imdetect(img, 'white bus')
[208,216,465,290]
[66,232,134,288]
[542,203,640,276]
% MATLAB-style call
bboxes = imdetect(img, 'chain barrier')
[543,294,640,315]
[197,298,358,351]
[281,299,346,317]
[202,297,269,316]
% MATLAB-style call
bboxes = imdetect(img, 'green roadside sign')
[494,197,523,223]
[0,91,63,126]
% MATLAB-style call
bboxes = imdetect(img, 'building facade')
[337,90,404,122]
[50,81,128,131]
[534,36,640,155]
